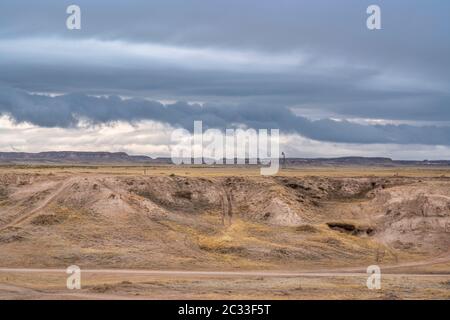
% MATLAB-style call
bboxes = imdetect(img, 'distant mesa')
[0,151,164,164]
[0,151,449,166]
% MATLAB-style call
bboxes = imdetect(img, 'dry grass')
[1,164,450,178]
[0,271,449,300]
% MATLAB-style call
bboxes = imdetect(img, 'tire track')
[0,178,75,231]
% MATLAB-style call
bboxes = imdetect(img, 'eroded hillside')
[0,171,449,270]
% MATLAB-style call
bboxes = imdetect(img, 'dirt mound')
[369,182,450,252]
[128,176,220,214]
[124,176,311,226]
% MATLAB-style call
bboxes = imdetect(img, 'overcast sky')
[0,0,449,159]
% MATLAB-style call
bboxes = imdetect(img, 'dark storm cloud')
[0,41,446,121]
[1,87,449,146]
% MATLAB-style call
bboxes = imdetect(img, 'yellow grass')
[1,164,450,177]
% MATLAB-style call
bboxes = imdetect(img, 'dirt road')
[0,178,75,231]
[0,266,448,277]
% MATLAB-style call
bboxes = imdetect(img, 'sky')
[0,0,449,159]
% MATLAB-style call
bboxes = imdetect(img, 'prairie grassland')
[1,164,450,178]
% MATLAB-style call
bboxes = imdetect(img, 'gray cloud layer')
[1,87,449,146]
[0,0,449,153]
